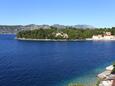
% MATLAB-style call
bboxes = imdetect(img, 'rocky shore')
[97,65,115,86]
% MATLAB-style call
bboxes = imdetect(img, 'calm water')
[0,34,115,86]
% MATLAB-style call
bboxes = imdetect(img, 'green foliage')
[112,62,115,67]
[17,27,115,40]
[96,79,101,86]
[111,62,115,74]
[111,68,115,74]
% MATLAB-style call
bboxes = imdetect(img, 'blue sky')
[0,0,115,27]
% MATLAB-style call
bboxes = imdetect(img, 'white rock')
[106,65,114,71]
[99,80,113,86]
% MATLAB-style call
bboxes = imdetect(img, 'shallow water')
[0,34,115,86]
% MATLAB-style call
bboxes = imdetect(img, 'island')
[16,26,115,41]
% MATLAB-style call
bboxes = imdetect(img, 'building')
[92,35,103,40]
[55,32,68,39]
[92,32,115,40]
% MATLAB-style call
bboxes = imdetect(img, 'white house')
[55,32,68,39]
[92,32,115,40]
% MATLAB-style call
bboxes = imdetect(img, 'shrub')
[112,62,115,67]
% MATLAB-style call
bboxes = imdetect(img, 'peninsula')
[16,26,115,41]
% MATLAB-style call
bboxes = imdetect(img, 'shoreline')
[86,38,115,41]
[16,38,87,41]
[97,65,114,86]
[16,38,115,41]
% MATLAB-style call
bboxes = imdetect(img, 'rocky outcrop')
[97,65,115,86]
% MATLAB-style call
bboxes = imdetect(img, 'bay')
[0,34,115,86]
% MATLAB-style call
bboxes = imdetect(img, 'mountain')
[0,24,95,34]
[0,25,24,34]
[72,25,95,29]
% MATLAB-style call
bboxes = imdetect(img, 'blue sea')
[0,34,115,86]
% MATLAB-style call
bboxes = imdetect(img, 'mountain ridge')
[0,24,95,34]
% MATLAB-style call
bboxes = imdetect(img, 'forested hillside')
[17,27,115,39]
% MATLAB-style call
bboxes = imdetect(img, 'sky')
[0,0,115,27]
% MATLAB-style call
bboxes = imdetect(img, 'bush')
[96,79,101,86]
[111,68,115,74]
[111,62,115,74]
[112,62,115,67]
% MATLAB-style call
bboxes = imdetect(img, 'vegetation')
[112,62,115,67]
[111,62,115,74]
[96,79,101,86]
[17,27,115,40]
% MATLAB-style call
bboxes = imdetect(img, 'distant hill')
[0,24,95,34]
[72,25,95,29]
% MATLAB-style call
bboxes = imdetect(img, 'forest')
[17,27,115,40]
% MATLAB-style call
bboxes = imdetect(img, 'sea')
[0,34,115,86]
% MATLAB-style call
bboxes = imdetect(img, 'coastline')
[16,37,115,41]
[16,38,87,41]
[86,38,115,41]
[97,65,114,86]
